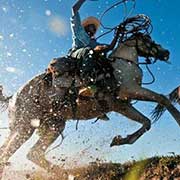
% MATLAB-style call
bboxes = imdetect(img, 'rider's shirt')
[70,12,100,49]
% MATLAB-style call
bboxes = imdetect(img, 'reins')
[140,62,156,85]
[134,35,157,85]
[95,0,156,87]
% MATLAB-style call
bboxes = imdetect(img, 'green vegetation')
[31,155,180,180]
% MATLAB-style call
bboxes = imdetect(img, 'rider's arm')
[72,0,86,16]
[94,28,120,53]
[71,0,90,48]
[106,29,120,51]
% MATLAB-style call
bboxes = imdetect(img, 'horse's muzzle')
[159,50,170,61]
[164,50,170,60]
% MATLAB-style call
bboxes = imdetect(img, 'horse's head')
[110,32,170,63]
[133,33,170,62]
[110,14,170,63]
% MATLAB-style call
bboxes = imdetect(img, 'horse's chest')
[112,59,142,86]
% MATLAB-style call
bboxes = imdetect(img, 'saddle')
[47,56,77,77]
[45,55,117,120]
[46,55,117,97]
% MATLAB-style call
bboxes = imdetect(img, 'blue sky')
[0,0,180,169]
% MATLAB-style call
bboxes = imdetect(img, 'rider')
[69,0,120,97]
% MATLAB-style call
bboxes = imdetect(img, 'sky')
[0,0,180,170]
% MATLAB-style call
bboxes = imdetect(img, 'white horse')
[0,32,179,176]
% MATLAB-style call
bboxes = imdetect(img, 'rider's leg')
[74,47,98,97]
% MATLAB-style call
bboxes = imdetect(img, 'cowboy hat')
[81,16,100,30]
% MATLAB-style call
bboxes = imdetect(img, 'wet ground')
[1,155,180,180]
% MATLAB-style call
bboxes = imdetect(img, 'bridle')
[133,34,159,85]
[133,34,159,65]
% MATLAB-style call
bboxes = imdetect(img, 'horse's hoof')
[110,135,123,147]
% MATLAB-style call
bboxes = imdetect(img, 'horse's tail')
[0,85,12,112]
[151,86,180,123]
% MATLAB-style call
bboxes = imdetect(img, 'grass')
[14,155,180,180]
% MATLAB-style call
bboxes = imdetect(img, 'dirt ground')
[2,155,180,180]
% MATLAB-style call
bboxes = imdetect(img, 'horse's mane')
[128,32,151,40]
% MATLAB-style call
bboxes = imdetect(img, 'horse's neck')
[110,42,138,63]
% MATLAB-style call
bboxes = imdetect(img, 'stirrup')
[79,86,97,97]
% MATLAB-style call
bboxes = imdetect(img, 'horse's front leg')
[111,103,151,146]
[117,86,180,126]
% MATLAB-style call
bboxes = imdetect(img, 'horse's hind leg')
[111,103,151,146]
[119,86,180,126]
[0,126,34,178]
[27,118,65,171]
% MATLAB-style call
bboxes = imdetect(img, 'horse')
[0,32,179,176]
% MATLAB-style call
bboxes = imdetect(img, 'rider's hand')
[94,45,108,52]
[116,24,125,35]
